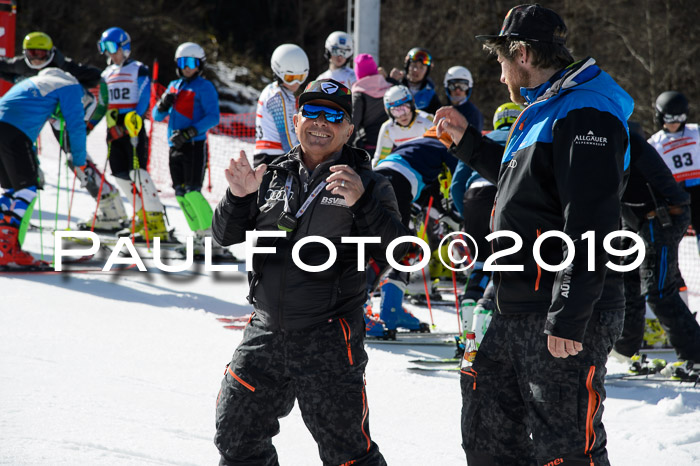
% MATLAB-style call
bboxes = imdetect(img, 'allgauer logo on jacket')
[574,130,608,147]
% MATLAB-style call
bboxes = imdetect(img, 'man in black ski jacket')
[614,125,700,362]
[213,79,407,465]
[435,4,633,465]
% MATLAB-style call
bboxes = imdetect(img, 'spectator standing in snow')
[212,79,407,465]
[436,4,632,464]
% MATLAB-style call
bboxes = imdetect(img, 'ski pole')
[419,196,435,327]
[53,119,65,233]
[66,173,77,228]
[124,111,150,249]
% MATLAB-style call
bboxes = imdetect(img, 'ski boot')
[364,302,388,338]
[628,354,667,375]
[379,280,430,337]
[0,223,49,268]
[642,317,669,349]
[77,192,129,233]
[118,210,175,243]
[661,360,699,383]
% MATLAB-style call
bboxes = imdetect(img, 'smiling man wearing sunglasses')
[212,79,408,465]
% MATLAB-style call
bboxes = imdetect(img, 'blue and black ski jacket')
[452,57,634,342]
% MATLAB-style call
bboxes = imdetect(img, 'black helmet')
[655,91,689,129]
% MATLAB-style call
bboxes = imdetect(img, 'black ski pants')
[461,309,623,466]
[615,207,700,361]
[169,139,207,195]
[215,312,386,466]
[0,122,38,190]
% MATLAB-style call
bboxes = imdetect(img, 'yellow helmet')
[493,102,523,130]
[22,32,55,70]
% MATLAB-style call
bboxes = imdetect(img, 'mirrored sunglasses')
[447,81,470,93]
[98,40,119,54]
[177,57,201,69]
[301,104,347,123]
[283,72,307,84]
[24,49,50,60]
[408,51,432,66]
[389,103,411,118]
[663,113,687,124]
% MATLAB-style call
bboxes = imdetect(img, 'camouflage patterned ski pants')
[215,312,386,466]
[461,309,624,466]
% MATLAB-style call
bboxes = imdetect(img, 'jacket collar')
[521,57,598,104]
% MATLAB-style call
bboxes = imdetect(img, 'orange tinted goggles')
[283,73,307,84]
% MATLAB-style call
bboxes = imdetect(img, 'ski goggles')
[407,50,432,66]
[24,49,50,61]
[663,113,687,124]
[447,80,471,93]
[177,57,201,69]
[329,46,352,58]
[301,104,348,123]
[283,72,308,84]
[98,40,120,54]
[386,94,412,109]
[389,103,411,118]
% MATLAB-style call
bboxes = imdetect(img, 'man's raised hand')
[224,150,266,197]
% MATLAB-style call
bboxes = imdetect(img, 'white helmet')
[175,42,205,60]
[443,66,473,89]
[271,44,309,86]
[175,42,206,77]
[383,85,414,119]
[324,31,353,60]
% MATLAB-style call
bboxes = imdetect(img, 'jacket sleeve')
[372,120,392,167]
[545,106,629,342]
[0,56,29,83]
[212,189,260,246]
[351,92,366,145]
[61,56,102,89]
[135,65,151,117]
[450,125,503,185]
[192,80,220,135]
[450,161,472,217]
[59,83,88,166]
[151,80,175,122]
[350,171,411,263]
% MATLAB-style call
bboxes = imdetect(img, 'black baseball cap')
[475,4,567,45]
[298,79,353,117]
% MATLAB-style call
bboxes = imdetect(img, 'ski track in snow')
[2,124,700,464]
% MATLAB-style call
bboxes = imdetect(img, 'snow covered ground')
[1,124,700,465]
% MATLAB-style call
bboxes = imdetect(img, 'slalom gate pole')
[124,112,150,249]
[37,188,44,262]
[419,196,435,327]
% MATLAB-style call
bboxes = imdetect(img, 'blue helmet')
[98,27,131,58]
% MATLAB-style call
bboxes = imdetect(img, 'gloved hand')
[157,91,177,113]
[170,126,197,149]
[105,108,125,141]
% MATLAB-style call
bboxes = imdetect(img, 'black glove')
[157,92,177,113]
[170,126,197,149]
